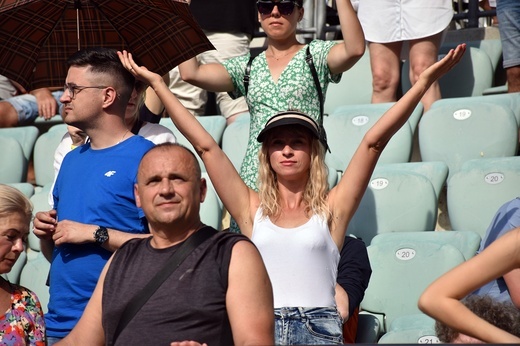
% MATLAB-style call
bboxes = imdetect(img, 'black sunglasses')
[257,0,299,16]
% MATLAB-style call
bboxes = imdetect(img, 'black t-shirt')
[102,230,250,346]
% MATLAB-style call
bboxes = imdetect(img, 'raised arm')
[327,44,466,246]
[419,228,520,344]
[119,51,258,237]
[178,57,235,93]
[327,0,366,74]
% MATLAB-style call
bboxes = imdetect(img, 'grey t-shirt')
[102,229,250,346]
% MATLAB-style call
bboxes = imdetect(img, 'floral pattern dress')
[223,39,340,191]
[0,284,45,346]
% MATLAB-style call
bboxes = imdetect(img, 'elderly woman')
[0,184,45,345]
[119,43,465,344]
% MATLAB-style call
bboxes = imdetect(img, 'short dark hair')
[67,47,135,104]
[435,295,520,342]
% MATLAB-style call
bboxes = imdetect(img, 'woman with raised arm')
[178,0,365,192]
[419,227,520,344]
[119,43,465,345]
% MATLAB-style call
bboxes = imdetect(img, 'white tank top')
[251,208,340,308]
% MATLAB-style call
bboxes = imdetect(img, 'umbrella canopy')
[0,0,214,90]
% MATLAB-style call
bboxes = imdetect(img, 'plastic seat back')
[324,49,372,114]
[20,252,50,313]
[347,168,438,244]
[361,240,465,331]
[371,230,481,261]
[324,104,417,171]
[419,102,518,180]
[159,116,227,172]
[33,128,66,187]
[0,126,39,181]
[448,157,520,238]
[402,47,494,98]
[0,136,25,183]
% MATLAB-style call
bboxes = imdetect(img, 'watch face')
[95,227,109,244]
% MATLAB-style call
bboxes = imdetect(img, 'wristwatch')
[93,226,109,245]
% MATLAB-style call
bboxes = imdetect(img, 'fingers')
[33,210,57,240]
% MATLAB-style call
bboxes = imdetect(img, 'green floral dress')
[223,39,340,191]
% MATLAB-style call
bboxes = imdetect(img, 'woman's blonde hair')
[0,184,33,226]
[257,129,330,220]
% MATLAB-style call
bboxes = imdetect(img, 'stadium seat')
[7,182,35,198]
[324,103,420,174]
[1,251,26,285]
[0,136,25,183]
[0,126,39,181]
[371,230,481,261]
[28,185,54,253]
[402,47,494,98]
[373,161,448,200]
[33,127,67,187]
[441,39,502,75]
[448,157,520,238]
[378,313,439,343]
[347,166,439,244]
[221,113,250,172]
[324,48,372,114]
[20,251,51,313]
[200,172,223,230]
[419,102,518,180]
[159,115,227,172]
[431,92,520,127]
[360,240,465,333]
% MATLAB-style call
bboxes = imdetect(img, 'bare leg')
[506,66,520,93]
[0,101,19,128]
[368,41,403,104]
[408,32,444,111]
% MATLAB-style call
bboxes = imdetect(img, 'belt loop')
[298,307,307,319]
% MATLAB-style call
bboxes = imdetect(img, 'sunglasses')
[257,0,300,16]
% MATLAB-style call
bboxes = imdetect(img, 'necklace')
[267,49,294,61]
[117,130,129,144]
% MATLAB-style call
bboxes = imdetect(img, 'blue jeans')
[274,307,343,345]
[46,336,63,346]
[497,0,520,69]
[3,90,63,125]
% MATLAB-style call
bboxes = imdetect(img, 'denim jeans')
[274,307,343,345]
[46,336,63,346]
[496,0,520,68]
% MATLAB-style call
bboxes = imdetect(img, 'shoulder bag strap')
[111,226,218,344]
[228,54,254,100]
[305,45,330,152]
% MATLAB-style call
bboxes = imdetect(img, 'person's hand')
[117,50,164,88]
[31,88,58,120]
[170,342,207,346]
[33,209,57,240]
[67,125,87,147]
[52,220,96,246]
[419,43,466,85]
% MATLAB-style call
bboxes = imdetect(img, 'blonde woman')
[119,43,465,344]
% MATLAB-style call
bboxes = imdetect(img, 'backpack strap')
[304,45,330,152]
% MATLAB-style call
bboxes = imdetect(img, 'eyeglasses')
[63,83,108,99]
[257,0,300,16]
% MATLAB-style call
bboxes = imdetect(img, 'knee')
[409,59,435,84]
[0,102,19,128]
[371,68,400,93]
[506,67,520,92]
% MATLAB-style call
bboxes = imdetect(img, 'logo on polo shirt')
[104,171,117,177]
